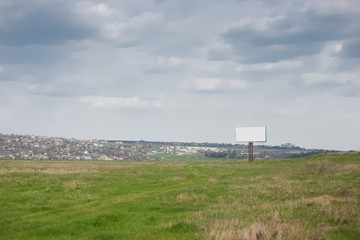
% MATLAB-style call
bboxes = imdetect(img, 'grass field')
[0,154,359,239]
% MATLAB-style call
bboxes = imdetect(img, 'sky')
[0,0,359,151]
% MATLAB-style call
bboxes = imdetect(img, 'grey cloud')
[340,40,360,59]
[154,0,167,4]
[217,12,353,63]
[209,42,321,63]
[0,45,65,65]
[0,1,93,46]
[207,48,232,61]
[117,41,139,48]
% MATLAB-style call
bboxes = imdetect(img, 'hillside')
[0,153,359,239]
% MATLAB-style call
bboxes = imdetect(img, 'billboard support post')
[235,127,266,162]
[248,142,254,162]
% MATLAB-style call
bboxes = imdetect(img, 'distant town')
[0,133,349,161]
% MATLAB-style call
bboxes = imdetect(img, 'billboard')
[235,127,267,142]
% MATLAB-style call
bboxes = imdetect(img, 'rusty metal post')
[248,142,253,162]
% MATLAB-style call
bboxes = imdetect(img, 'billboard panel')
[235,127,267,142]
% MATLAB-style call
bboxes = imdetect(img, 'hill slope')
[0,154,359,239]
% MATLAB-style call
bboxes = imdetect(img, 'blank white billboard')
[235,127,267,142]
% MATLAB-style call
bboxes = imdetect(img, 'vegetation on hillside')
[0,153,359,239]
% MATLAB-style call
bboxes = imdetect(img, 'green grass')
[0,153,359,239]
[150,153,221,161]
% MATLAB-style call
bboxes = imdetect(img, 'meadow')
[0,153,359,239]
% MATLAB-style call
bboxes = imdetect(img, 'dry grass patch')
[65,180,91,189]
[337,187,358,198]
[318,204,360,225]
[304,160,360,177]
[0,160,187,176]
[333,163,360,176]
[249,175,265,181]
[0,161,101,174]
[177,193,208,203]
[208,178,218,183]
[337,163,360,171]
[176,193,188,202]
[302,194,355,206]
[172,176,187,181]
[206,212,303,240]
[103,161,188,169]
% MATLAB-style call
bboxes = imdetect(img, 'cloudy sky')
[0,0,359,150]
